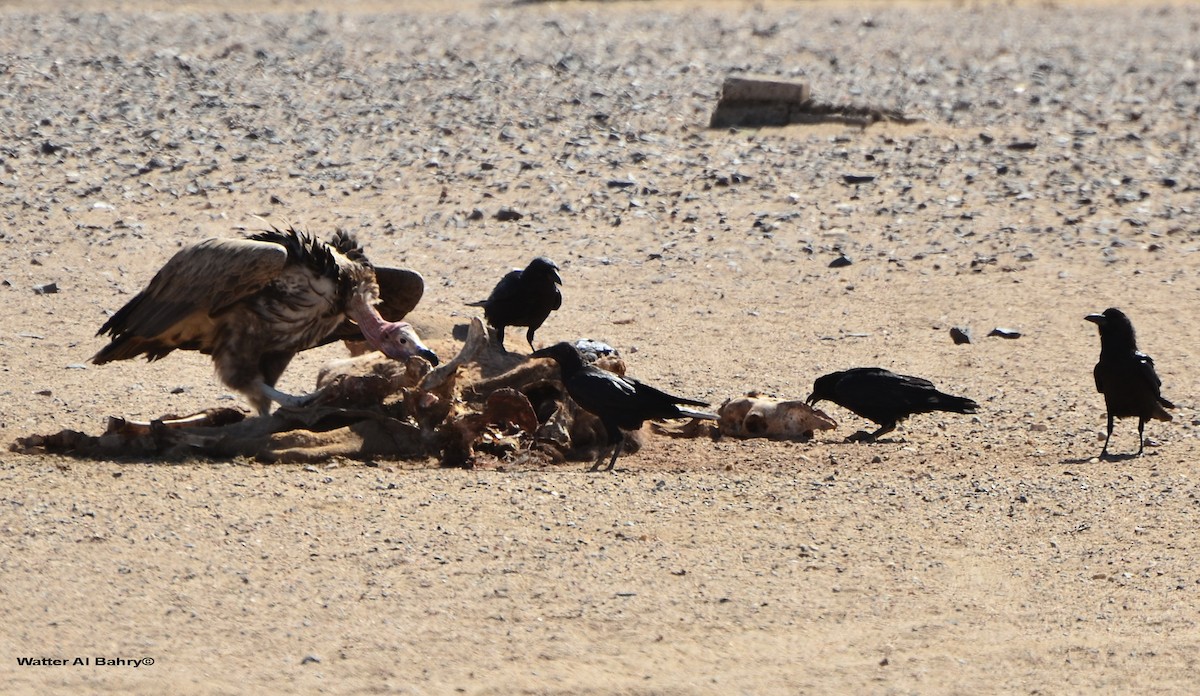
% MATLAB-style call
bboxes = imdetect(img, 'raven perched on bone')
[806,367,979,442]
[467,257,562,352]
[1085,307,1174,458]
[532,341,714,471]
[93,226,437,415]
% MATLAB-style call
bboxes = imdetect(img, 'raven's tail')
[672,394,710,408]
[935,393,980,414]
[1154,395,1175,421]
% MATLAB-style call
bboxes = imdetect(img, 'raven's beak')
[805,393,818,406]
[551,268,563,285]
[530,346,551,359]
[1084,313,1105,326]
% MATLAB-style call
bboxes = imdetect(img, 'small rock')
[842,174,875,185]
[300,655,321,665]
[33,282,59,295]
[828,254,853,268]
[950,327,972,345]
[988,327,1022,339]
[495,208,523,222]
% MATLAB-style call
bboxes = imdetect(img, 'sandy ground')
[2,0,1200,693]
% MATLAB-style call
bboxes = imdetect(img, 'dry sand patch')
[2,0,1199,692]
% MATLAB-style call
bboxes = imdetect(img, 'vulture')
[533,341,715,471]
[93,226,438,415]
[467,257,563,352]
[1085,307,1174,457]
[806,367,979,442]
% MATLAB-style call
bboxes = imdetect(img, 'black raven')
[467,257,562,352]
[1085,307,1174,457]
[532,342,714,471]
[805,367,979,442]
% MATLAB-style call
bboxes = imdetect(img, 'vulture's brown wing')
[374,266,425,321]
[316,266,425,345]
[93,239,288,362]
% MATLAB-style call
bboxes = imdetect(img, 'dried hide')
[10,406,427,464]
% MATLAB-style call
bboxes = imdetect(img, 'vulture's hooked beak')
[380,321,439,366]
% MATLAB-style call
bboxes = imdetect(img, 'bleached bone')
[420,317,488,392]
[718,394,837,440]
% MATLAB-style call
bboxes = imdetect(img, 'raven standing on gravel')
[1085,307,1174,458]
[532,342,715,471]
[467,257,562,352]
[806,367,979,442]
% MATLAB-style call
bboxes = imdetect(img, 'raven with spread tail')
[806,367,979,442]
[94,226,437,415]
[533,341,714,471]
[1085,307,1174,457]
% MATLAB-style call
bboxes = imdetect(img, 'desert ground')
[2,0,1199,692]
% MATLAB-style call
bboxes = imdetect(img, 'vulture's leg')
[238,351,327,414]
[260,353,334,412]
[217,350,274,416]
[242,385,274,417]
[258,382,329,412]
